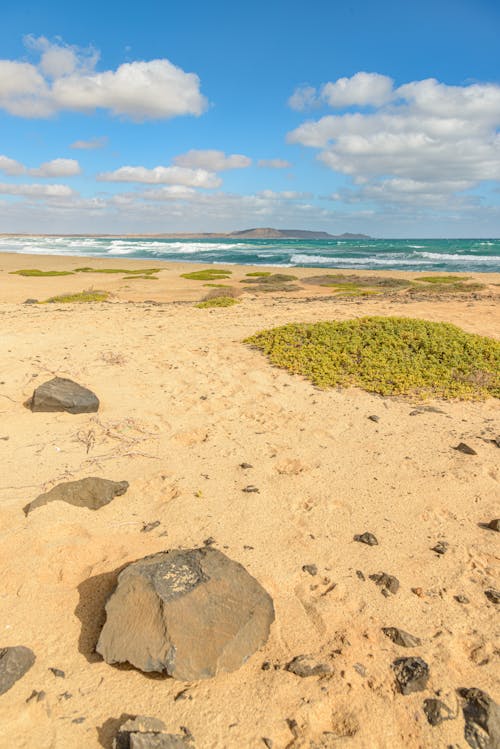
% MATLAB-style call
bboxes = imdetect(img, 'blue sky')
[1,0,499,236]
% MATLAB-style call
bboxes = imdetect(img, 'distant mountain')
[229,228,371,239]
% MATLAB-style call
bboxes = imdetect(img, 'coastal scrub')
[181,269,232,281]
[10,269,74,277]
[245,316,500,399]
[196,296,240,308]
[42,290,111,304]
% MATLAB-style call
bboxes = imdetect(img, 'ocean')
[1,235,500,273]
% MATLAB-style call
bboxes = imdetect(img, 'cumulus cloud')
[0,155,25,176]
[0,155,81,177]
[257,189,311,199]
[173,149,251,170]
[98,165,221,188]
[71,136,108,150]
[258,158,292,168]
[288,85,319,111]
[322,72,394,107]
[0,37,207,120]
[0,182,75,197]
[288,74,500,205]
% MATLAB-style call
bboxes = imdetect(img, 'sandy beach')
[0,252,499,749]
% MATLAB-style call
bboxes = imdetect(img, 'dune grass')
[196,296,240,308]
[181,269,232,281]
[203,283,228,288]
[10,269,75,277]
[415,275,471,284]
[41,290,111,304]
[245,316,500,399]
[74,267,161,275]
[245,271,272,277]
[125,275,159,280]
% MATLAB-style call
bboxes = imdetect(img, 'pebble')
[369,572,400,595]
[487,519,500,532]
[423,698,455,726]
[454,595,470,604]
[240,463,253,469]
[431,541,449,555]
[26,690,45,703]
[382,627,422,648]
[485,589,500,604]
[354,532,378,546]
[285,654,332,677]
[49,667,65,678]
[368,415,380,422]
[302,564,318,576]
[392,657,430,695]
[242,485,259,493]
[141,520,161,533]
[454,442,477,455]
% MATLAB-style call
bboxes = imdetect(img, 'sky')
[0,0,499,237]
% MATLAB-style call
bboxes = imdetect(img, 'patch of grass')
[196,296,240,308]
[41,290,111,304]
[125,275,159,280]
[303,274,411,289]
[181,269,232,281]
[407,281,485,294]
[75,267,161,275]
[415,275,471,284]
[203,283,228,288]
[245,316,500,399]
[10,269,74,277]
[245,271,272,277]
[241,273,298,284]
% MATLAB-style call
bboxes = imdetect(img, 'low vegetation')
[241,273,300,292]
[75,267,161,275]
[407,281,485,294]
[41,290,111,304]
[10,269,74,277]
[415,275,471,284]
[245,271,272,277]
[181,269,232,281]
[245,316,500,399]
[196,296,240,308]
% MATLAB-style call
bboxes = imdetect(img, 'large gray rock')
[114,717,192,749]
[459,688,500,749]
[24,477,129,515]
[0,646,35,695]
[30,377,99,413]
[96,548,275,681]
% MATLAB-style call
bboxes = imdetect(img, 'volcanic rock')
[454,443,477,455]
[369,572,399,595]
[354,532,378,546]
[285,654,332,677]
[488,519,500,532]
[458,688,500,749]
[0,646,35,695]
[423,698,455,726]
[96,547,275,681]
[113,716,192,749]
[24,477,128,515]
[392,657,429,695]
[382,627,422,648]
[30,377,99,413]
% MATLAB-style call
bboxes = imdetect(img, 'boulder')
[97,548,274,681]
[0,646,35,695]
[392,657,429,695]
[30,377,99,413]
[114,717,192,749]
[458,688,500,749]
[24,477,129,515]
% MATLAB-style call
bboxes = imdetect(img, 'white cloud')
[0,155,25,176]
[288,85,319,111]
[71,136,108,150]
[31,158,81,177]
[173,149,251,170]
[0,182,75,197]
[322,72,394,107]
[0,37,207,120]
[288,75,500,205]
[98,165,221,188]
[258,158,292,169]
[257,190,311,199]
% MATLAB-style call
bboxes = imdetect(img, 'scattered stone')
[141,521,160,533]
[59,691,72,700]
[174,688,189,702]
[455,595,470,604]
[423,698,455,726]
[382,627,422,648]
[369,572,400,595]
[454,443,477,456]
[458,688,500,749]
[487,519,500,532]
[368,415,380,422]
[354,532,378,546]
[30,377,99,413]
[485,589,500,605]
[203,537,216,546]
[262,739,273,748]
[354,663,366,677]
[494,436,500,448]
[393,657,430,695]
[285,655,332,678]
[0,646,35,695]
[24,477,129,515]
[113,716,193,749]
[410,406,446,415]
[242,485,259,493]
[72,717,86,724]
[26,689,45,703]
[49,667,65,678]
[356,570,365,581]
[432,541,449,555]
[97,547,275,681]
[302,564,318,576]
[239,463,253,469]
[23,298,38,305]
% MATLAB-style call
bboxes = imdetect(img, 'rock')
[239,463,253,469]
[485,589,500,605]
[392,657,429,695]
[369,572,399,595]
[354,532,378,546]
[26,689,45,703]
[487,519,500,532]
[454,443,477,455]
[458,688,500,749]
[242,485,259,493]
[455,595,470,604]
[23,298,38,305]
[24,477,129,515]
[302,564,318,576]
[382,627,422,648]
[354,663,366,676]
[141,521,161,533]
[431,540,449,555]
[97,547,275,681]
[423,698,455,726]
[285,655,332,677]
[368,415,380,422]
[113,716,192,749]
[49,667,65,678]
[30,377,99,414]
[0,646,35,695]
[494,436,500,448]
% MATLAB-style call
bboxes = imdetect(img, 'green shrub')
[10,269,74,277]
[125,275,159,280]
[245,316,500,399]
[241,273,297,284]
[416,275,471,284]
[75,267,161,275]
[42,290,111,304]
[196,296,240,308]
[245,271,272,277]
[181,269,232,281]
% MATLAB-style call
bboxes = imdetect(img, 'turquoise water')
[1,235,500,272]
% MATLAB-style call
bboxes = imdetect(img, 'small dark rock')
[458,688,500,749]
[454,443,477,456]
[26,689,45,703]
[72,717,86,724]
[423,698,455,726]
[141,520,161,533]
[203,537,216,546]
[393,657,430,695]
[354,532,378,546]
[262,739,273,749]
[285,655,332,678]
[58,691,72,700]
[432,541,449,555]
[0,646,36,695]
[30,377,99,414]
[242,485,259,493]
[49,667,65,678]
[302,564,318,576]
[113,716,192,748]
[240,463,253,469]
[382,627,422,648]
[23,298,39,305]
[487,519,500,532]
[356,570,366,581]
[24,477,129,515]
[369,572,399,595]
[455,595,470,604]
[368,415,380,422]
[485,589,500,605]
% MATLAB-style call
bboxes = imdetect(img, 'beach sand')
[0,252,498,748]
